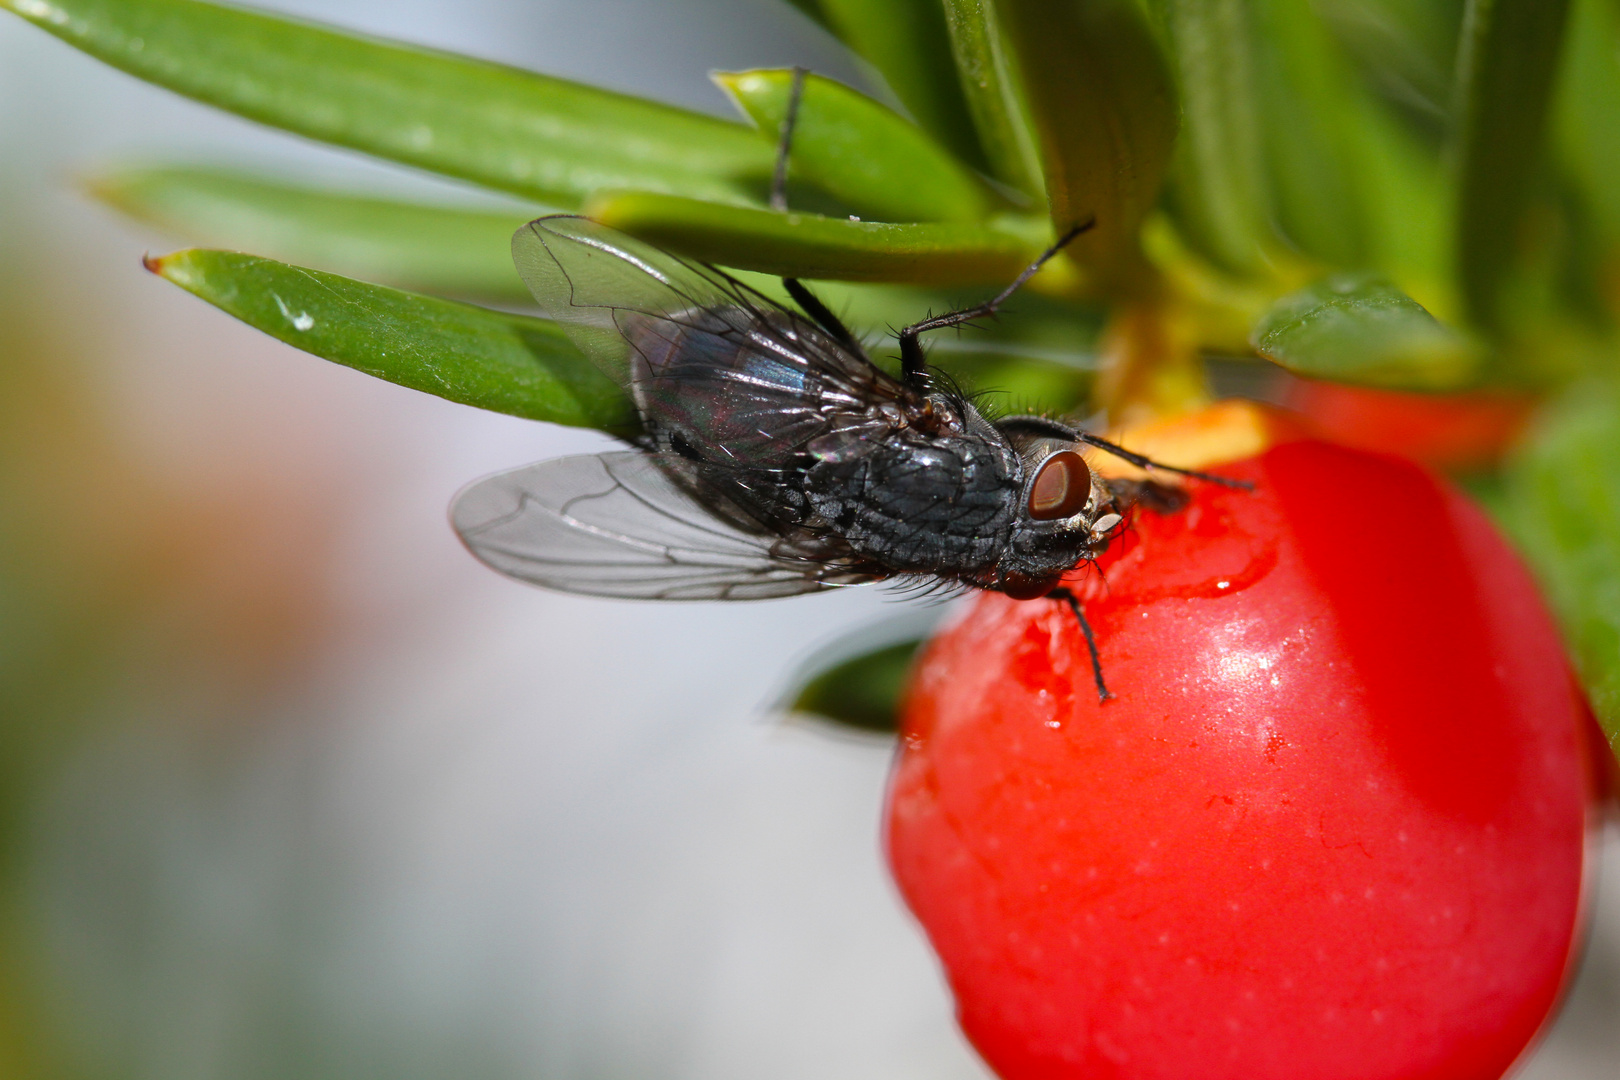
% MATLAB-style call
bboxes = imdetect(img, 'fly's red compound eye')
[1027,450,1092,520]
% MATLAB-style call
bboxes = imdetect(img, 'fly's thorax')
[799,413,1023,575]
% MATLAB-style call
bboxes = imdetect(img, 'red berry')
[886,440,1593,1080]
[1283,380,1534,472]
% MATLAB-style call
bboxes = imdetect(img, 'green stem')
[1096,292,1213,426]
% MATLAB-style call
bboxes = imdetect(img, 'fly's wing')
[511,214,784,391]
[512,215,907,458]
[451,452,881,600]
[513,215,692,391]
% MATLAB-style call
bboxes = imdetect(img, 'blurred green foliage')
[92,166,538,300]
[0,264,342,1078]
[790,639,921,733]
[1251,273,1481,389]
[1507,381,1620,754]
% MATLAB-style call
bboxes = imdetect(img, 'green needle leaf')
[1250,274,1482,390]
[1157,0,1383,274]
[1316,0,1460,131]
[1153,0,1275,275]
[1248,0,1374,269]
[778,0,830,31]
[996,0,1178,290]
[940,0,1045,198]
[91,165,533,299]
[1553,0,1620,250]
[3,0,773,208]
[586,191,1043,285]
[715,69,995,223]
[797,0,989,172]
[147,249,636,433]
[1505,381,1620,759]
[1451,0,1575,331]
[787,636,925,734]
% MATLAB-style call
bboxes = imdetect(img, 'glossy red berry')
[1283,380,1534,472]
[886,439,1593,1080]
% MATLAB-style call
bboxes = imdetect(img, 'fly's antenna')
[770,65,807,213]
[895,220,1094,390]
[993,415,1254,491]
[1075,431,1254,491]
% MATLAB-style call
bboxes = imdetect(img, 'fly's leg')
[895,220,1093,390]
[1106,477,1188,515]
[766,68,868,357]
[995,415,1255,491]
[1049,586,1113,702]
[784,278,864,354]
[769,65,807,213]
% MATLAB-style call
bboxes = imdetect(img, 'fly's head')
[992,448,1126,600]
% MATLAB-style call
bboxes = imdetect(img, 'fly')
[451,72,1248,701]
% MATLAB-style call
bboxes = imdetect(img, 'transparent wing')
[451,452,880,601]
[511,214,784,392]
[511,217,906,464]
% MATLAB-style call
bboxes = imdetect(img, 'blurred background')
[0,2,1615,1078]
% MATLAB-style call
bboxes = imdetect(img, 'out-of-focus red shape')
[886,440,1594,1080]
[1282,379,1535,471]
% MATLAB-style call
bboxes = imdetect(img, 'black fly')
[451,73,1247,701]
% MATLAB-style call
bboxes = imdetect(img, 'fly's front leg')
[895,220,1093,393]
[784,278,864,355]
[1048,586,1113,702]
[1105,477,1189,515]
[769,65,807,213]
[767,68,870,361]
